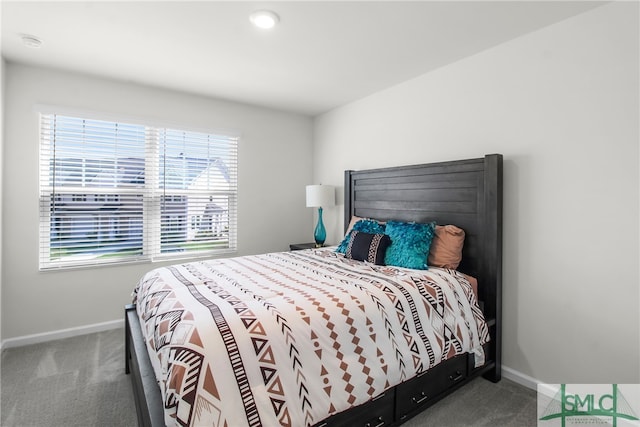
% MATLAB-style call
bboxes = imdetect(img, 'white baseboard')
[502,365,541,391]
[0,319,124,351]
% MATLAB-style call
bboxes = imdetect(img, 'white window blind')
[39,113,238,269]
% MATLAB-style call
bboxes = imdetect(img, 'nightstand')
[289,243,319,251]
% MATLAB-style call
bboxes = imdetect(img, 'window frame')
[38,109,239,271]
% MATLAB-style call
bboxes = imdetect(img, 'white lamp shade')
[306,185,335,208]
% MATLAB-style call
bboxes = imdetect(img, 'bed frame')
[125,153,503,427]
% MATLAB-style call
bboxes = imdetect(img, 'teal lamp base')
[313,207,326,247]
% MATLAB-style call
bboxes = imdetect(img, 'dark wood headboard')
[344,154,503,379]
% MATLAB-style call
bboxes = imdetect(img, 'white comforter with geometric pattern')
[133,248,489,427]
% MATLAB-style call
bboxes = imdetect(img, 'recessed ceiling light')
[21,34,43,49]
[249,10,279,29]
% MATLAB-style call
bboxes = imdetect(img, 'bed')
[125,153,503,427]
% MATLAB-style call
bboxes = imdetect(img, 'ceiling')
[1,1,604,116]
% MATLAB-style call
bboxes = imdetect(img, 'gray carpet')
[1,329,137,427]
[1,328,537,426]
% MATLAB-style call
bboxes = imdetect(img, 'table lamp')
[305,184,335,247]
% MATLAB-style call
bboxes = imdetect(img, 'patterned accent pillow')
[336,218,386,253]
[345,231,391,265]
[384,221,436,270]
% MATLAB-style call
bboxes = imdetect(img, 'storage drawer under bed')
[396,354,467,421]
[314,389,394,427]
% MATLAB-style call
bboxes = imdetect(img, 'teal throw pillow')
[384,221,436,270]
[336,219,386,254]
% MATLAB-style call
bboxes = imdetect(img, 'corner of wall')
[0,56,5,347]
[0,0,4,356]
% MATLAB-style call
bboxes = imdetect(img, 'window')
[39,113,238,269]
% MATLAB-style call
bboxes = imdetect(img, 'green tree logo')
[540,384,639,427]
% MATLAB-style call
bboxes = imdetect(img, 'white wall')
[314,2,639,384]
[0,57,5,345]
[2,63,313,340]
